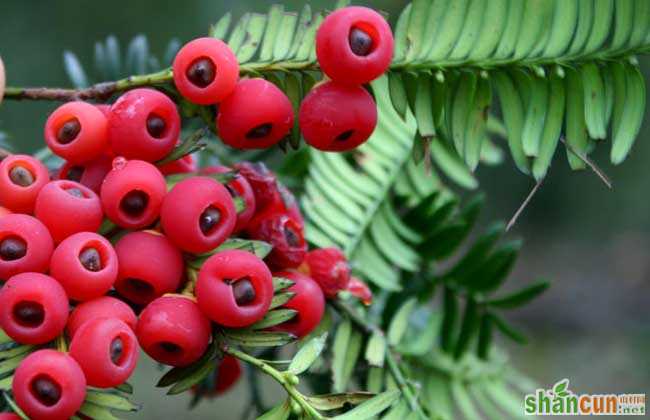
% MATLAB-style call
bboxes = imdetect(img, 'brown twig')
[506,178,544,232]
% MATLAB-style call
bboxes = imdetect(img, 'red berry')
[12,349,86,420]
[159,154,197,176]
[0,413,21,420]
[347,276,373,305]
[267,183,304,228]
[57,154,112,194]
[316,6,394,85]
[160,176,236,254]
[232,161,278,213]
[201,166,256,233]
[214,355,242,394]
[44,101,109,164]
[0,214,54,281]
[0,206,11,218]
[34,180,103,243]
[95,104,111,118]
[196,250,273,328]
[70,317,139,388]
[248,211,306,269]
[172,37,239,105]
[0,154,50,214]
[299,81,377,151]
[100,159,166,229]
[136,295,211,367]
[303,247,351,298]
[108,88,180,161]
[114,231,184,305]
[67,296,137,338]
[272,271,324,338]
[0,273,68,344]
[50,232,118,301]
[217,78,294,149]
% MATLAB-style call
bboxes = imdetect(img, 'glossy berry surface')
[0,214,54,281]
[173,37,239,105]
[248,211,307,269]
[50,232,118,301]
[0,154,50,214]
[159,154,197,176]
[196,250,274,327]
[233,161,278,213]
[12,349,86,420]
[57,153,113,194]
[34,180,103,243]
[114,231,184,305]
[272,271,324,338]
[160,176,236,254]
[108,88,180,161]
[67,296,137,338]
[0,273,68,344]
[70,317,139,388]
[217,78,294,149]
[303,247,351,297]
[101,159,166,229]
[316,6,394,85]
[201,166,256,233]
[44,101,109,164]
[136,295,211,367]
[299,81,377,151]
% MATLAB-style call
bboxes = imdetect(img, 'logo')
[524,379,646,416]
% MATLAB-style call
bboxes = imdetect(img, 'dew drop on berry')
[199,206,221,234]
[246,123,273,139]
[0,236,27,261]
[232,277,256,306]
[9,165,35,187]
[79,247,102,272]
[186,57,216,88]
[13,301,45,327]
[110,337,124,365]
[66,165,84,182]
[146,114,166,139]
[112,156,128,170]
[348,27,374,56]
[120,190,149,217]
[56,118,81,144]
[31,375,62,407]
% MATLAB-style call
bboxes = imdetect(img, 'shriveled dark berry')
[232,277,256,306]
[13,301,45,327]
[186,57,216,88]
[158,341,182,354]
[199,207,221,235]
[56,118,81,144]
[284,225,301,247]
[79,247,102,272]
[146,114,166,139]
[120,190,149,217]
[30,375,61,407]
[336,130,355,141]
[110,337,124,365]
[66,166,84,182]
[246,123,273,139]
[9,165,35,187]
[348,27,373,56]
[0,236,27,261]
[65,187,85,198]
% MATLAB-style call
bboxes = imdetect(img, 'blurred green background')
[1,0,648,418]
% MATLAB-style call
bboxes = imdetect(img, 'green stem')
[54,335,67,352]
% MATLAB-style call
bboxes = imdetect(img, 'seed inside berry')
[284,225,301,247]
[336,130,355,141]
[65,187,85,198]
[126,278,154,297]
[13,301,45,328]
[79,247,102,272]
[146,114,166,139]
[120,191,149,217]
[66,166,84,182]
[56,118,81,144]
[231,277,256,306]
[110,337,124,365]
[158,341,182,354]
[246,123,273,139]
[199,206,221,235]
[30,375,61,407]
[0,236,27,261]
[349,27,374,56]
[186,57,216,88]
[9,165,35,187]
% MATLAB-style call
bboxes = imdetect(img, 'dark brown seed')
[336,130,355,141]
[79,248,102,272]
[13,301,45,327]
[186,57,216,88]
[246,123,273,139]
[110,337,124,365]
[66,187,85,198]
[0,237,27,261]
[31,376,62,407]
[57,118,81,144]
[120,191,149,217]
[126,278,154,296]
[9,166,35,187]
[199,207,221,234]
[349,27,374,56]
[284,225,301,247]
[232,278,256,306]
[158,341,182,354]
[66,166,84,182]
[146,114,166,138]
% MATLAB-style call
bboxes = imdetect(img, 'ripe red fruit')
[136,295,211,367]
[50,232,118,301]
[217,78,294,149]
[266,183,304,228]
[114,231,184,305]
[233,161,278,213]
[0,154,50,213]
[316,6,394,85]
[159,154,197,176]
[347,276,373,305]
[0,413,20,420]
[108,88,180,161]
[272,271,324,338]
[160,176,236,254]
[67,296,137,338]
[0,273,68,344]
[172,37,239,105]
[299,81,377,151]
[0,214,54,281]
[196,250,274,328]
[100,159,166,229]
[12,349,86,420]
[196,355,242,396]
[302,247,351,298]
[34,180,103,243]
[248,212,306,269]
[57,154,113,194]
[44,101,109,164]
[70,317,139,388]
[201,166,256,233]
[0,206,10,218]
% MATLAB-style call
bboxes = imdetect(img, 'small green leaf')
[126,35,149,75]
[364,330,387,367]
[269,291,295,309]
[63,51,89,88]
[224,330,296,347]
[332,390,400,420]
[156,128,207,166]
[210,12,232,39]
[441,286,459,352]
[489,312,527,344]
[84,391,140,412]
[257,401,290,420]
[272,276,295,292]
[78,402,120,420]
[250,309,297,330]
[332,318,352,392]
[453,297,480,359]
[387,298,417,346]
[114,382,134,394]
[288,333,328,375]
[157,344,218,388]
[306,392,375,411]
[477,313,493,359]
[486,280,550,308]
